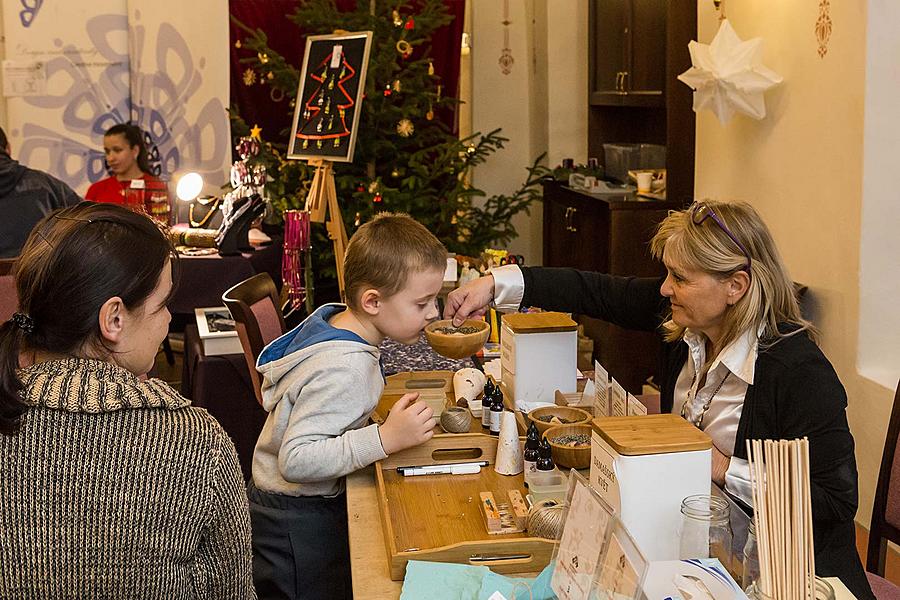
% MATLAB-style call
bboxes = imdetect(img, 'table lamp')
[176,172,220,228]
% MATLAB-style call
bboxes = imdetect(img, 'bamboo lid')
[591,414,712,456]
[502,312,577,334]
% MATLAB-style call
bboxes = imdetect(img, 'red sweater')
[85,174,163,205]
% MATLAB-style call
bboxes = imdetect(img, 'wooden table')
[347,466,402,599]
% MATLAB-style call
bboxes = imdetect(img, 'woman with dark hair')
[0,203,256,599]
[85,124,164,211]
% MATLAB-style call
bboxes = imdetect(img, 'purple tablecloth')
[169,242,282,316]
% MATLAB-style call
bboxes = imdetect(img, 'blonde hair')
[650,201,814,350]
[343,212,447,310]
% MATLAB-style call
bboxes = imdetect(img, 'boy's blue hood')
[257,303,371,367]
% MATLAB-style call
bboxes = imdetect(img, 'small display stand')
[550,470,648,600]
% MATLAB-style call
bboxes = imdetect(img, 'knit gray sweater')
[0,358,256,599]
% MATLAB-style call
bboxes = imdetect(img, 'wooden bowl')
[526,405,592,436]
[424,319,490,359]
[544,424,592,470]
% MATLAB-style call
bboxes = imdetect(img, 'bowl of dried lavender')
[424,319,491,359]
[544,424,592,470]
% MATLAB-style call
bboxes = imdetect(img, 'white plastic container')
[589,414,712,561]
[500,312,577,412]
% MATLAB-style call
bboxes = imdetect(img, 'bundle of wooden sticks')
[746,438,816,599]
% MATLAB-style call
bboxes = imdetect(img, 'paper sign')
[626,393,647,416]
[596,533,640,598]
[589,432,621,514]
[2,60,47,97]
[330,44,343,67]
[551,481,612,600]
[593,361,609,417]
[610,379,627,417]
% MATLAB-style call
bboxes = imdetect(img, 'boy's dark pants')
[248,481,352,600]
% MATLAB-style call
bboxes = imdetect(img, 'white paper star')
[677,20,783,124]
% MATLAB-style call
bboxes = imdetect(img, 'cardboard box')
[194,307,243,356]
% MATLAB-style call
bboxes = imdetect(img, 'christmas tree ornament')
[266,71,274,80]
[234,39,242,49]
[405,17,415,30]
[393,9,403,27]
[396,39,412,59]
[391,168,400,178]
[258,52,269,64]
[270,87,284,103]
[396,119,414,137]
[354,212,361,227]
[242,68,256,86]
[383,84,392,97]
[677,19,783,124]
[466,144,477,157]
[373,193,383,203]
[392,79,402,93]
[368,181,380,194]
[426,103,434,121]
[249,124,263,139]
[428,61,435,76]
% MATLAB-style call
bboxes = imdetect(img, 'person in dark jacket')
[0,126,81,258]
[445,200,874,599]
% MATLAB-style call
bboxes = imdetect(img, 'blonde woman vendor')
[445,201,873,600]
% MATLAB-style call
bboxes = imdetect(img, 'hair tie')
[11,312,35,335]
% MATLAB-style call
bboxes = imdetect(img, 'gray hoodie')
[251,304,388,497]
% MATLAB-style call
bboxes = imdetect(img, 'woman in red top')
[85,124,161,205]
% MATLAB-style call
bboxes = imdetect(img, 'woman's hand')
[711,444,730,487]
[444,274,495,327]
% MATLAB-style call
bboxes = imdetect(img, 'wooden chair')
[222,273,286,406]
[0,257,16,277]
[866,375,900,598]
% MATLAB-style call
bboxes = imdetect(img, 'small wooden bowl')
[544,424,592,470]
[526,405,592,436]
[424,319,490,359]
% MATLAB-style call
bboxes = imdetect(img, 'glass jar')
[746,577,835,600]
[742,521,760,591]
[678,495,734,572]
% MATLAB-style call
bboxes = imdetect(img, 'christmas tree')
[232,0,546,279]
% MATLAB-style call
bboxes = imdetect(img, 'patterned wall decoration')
[815,0,832,58]
[1,1,230,194]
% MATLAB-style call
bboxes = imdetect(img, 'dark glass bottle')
[489,393,503,436]
[537,439,555,471]
[523,422,541,484]
[481,378,495,429]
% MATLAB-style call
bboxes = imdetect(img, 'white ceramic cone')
[495,411,524,475]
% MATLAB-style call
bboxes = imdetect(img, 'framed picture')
[287,31,373,163]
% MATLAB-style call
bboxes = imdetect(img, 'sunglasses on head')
[690,202,752,277]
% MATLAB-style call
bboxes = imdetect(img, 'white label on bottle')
[482,406,491,427]
[490,410,501,432]
[331,45,343,68]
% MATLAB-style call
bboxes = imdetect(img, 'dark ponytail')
[105,123,153,176]
[0,318,27,434]
[0,202,178,435]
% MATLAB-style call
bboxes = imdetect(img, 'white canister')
[589,414,712,561]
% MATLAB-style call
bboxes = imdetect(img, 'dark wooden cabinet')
[542,180,683,394]
[590,0,667,107]
[588,0,697,206]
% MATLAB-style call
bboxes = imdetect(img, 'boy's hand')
[443,274,495,327]
[379,393,435,455]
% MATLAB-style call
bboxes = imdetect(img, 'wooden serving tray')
[374,434,556,580]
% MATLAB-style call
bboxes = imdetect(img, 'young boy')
[247,213,448,600]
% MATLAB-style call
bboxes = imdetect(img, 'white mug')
[636,172,653,194]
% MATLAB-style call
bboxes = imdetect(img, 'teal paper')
[399,560,490,600]
[477,563,557,600]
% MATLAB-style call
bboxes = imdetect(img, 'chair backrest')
[0,258,16,277]
[868,375,900,575]
[222,273,286,406]
[0,275,17,323]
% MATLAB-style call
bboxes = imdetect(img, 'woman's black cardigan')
[519,267,874,599]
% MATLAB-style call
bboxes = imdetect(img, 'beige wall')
[694,1,893,526]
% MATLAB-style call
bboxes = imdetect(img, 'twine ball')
[526,499,566,540]
[440,407,472,433]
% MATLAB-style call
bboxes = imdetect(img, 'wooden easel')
[305,159,349,297]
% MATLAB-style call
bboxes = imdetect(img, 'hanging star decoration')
[249,124,262,139]
[242,68,256,87]
[396,118,414,137]
[677,20,783,124]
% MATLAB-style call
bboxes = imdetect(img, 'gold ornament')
[368,181,380,194]
[396,118,414,137]
[396,39,412,58]
[428,61,435,76]
[258,52,269,64]
[392,9,403,27]
[267,72,274,80]
[242,68,256,86]
[391,168,400,178]
[465,144,477,156]
[234,39,242,49]
[250,124,263,139]
[392,79,402,93]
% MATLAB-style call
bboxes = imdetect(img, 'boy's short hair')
[343,212,447,309]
